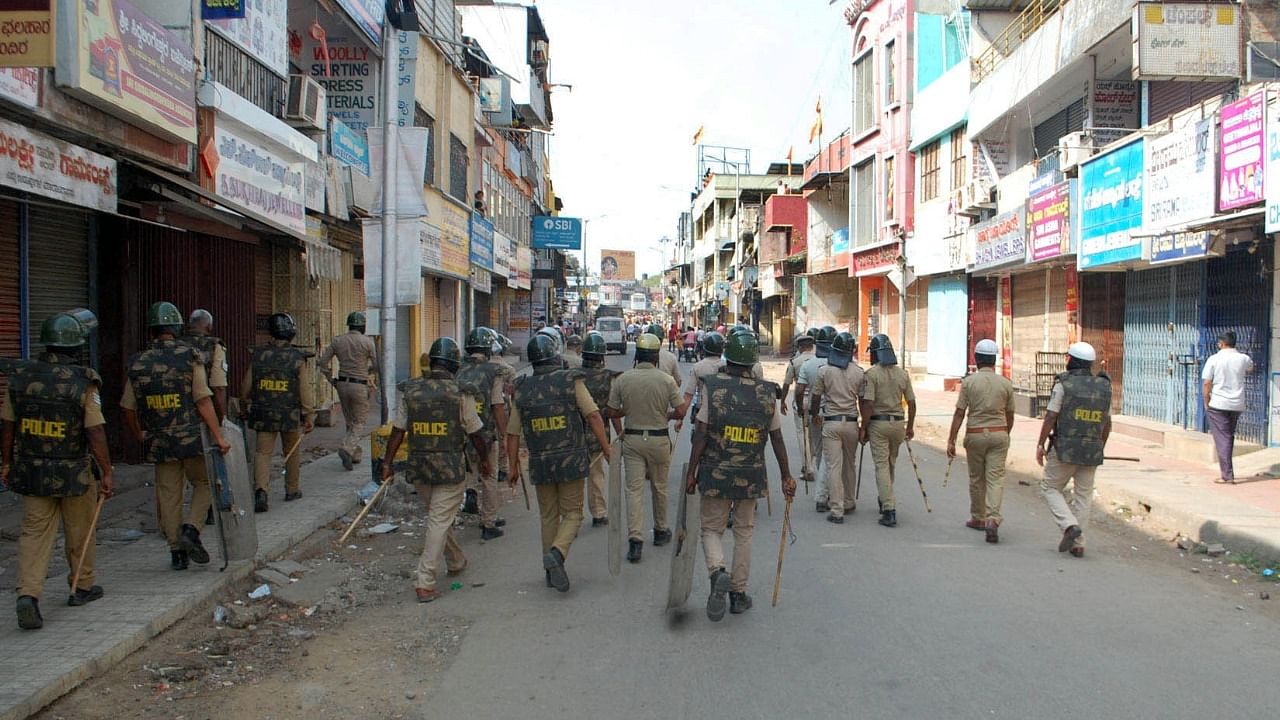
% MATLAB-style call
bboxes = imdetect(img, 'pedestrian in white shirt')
[1202,331,1254,484]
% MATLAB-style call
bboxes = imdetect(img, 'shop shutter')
[1123,264,1203,427]
[926,274,968,377]
[1033,99,1085,158]
[1201,241,1271,444]
[25,206,89,353]
[968,276,997,346]
[255,241,274,344]
[1011,270,1047,389]
[1046,266,1070,355]
[0,201,21,400]
[1080,272,1125,409]
[907,276,929,360]
[1148,80,1237,126]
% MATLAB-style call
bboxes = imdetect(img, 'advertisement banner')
[510,290,531,331]
[469,212,494,271]
[532,215,582,250]
[208,0,287,76]
[516,246,532,289]
[368,127,429,217]
[56,0,197,144]
[363,217,422,306]
[335,0,384,46]
[436,204,471,278]
[1079,139,1145,269]
[1145,117,1215,231]
[201,0,245,20]
[210,118,305,238]
[329,118,370,175]
[0,0,54,67]
[1268,101,1280,234]
[418,220,468,280]
[0,116,116,212]
[0,67,40,107]
[971,209,1026,271]
[600,249,635,281]
[1219,92,1264,211]
[1027,182,1071,263]
[494,230,515,278]
[299,29,377,134]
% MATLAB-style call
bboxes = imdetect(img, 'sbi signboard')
[532,216,582,250]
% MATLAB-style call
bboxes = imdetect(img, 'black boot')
[653,528,672,546]
[878,509,897,527]
[729,591,753,615]
[481,525,505,540]
[627,538,643,563]
[543,547,570,592]
[67,585,104,607]
[254,488,269,513]
[179,524,211,564]
[591,516,608,527]
[170,549,189,571]
[205,506,215,526]
[284,490,303,501]
[462,488,479,515]
[16,595,42,630]
[338,448,354,471]
[706,568,730,622]
[494,517,507,527]
[816,499,830,513]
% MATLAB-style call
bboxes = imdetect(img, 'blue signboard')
[329,119,370,176]
[1079,138,1145,269]
[1149,231,1211,264]
[336,0,385,45]
[532,216,583,250]
[201,0,245,20]
[470,213,495,271]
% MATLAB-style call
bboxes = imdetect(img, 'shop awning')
[1130,207,1265,237]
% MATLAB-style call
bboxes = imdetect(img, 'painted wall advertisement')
[600,249,635,281]
[1027,181,1072,262]
[1219,92,1264,211]
[0,116,116,212]
[210,118,305,237]
[298,29,378,134]
[207,0,287,77]
[1078,139,1145,269]
[971,208,1026,271]
[0,67,40,108]
[0,0,54,67]
[469,212,495,272]
[1267,101,1280,234]
[56,0,197,144]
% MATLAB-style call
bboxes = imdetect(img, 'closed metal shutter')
[1123,264,1203,427]
[926,274,968,377]
[969,276,997,347]
[0,201,20,400]
[907,276,929,361]
[1201,240,1271,444]
[26,206,89,353]
[1033,98,1085,158]
[1080,272,1125,409]
[1011,270,1047,389]
[254,242,274,345]
[1046,266,1070,354]
[1148,80,1236,125]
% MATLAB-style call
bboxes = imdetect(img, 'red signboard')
[852,242,899,276]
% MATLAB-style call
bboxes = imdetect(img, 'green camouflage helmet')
[700,331,726,357]
[723,331,759,366]
[465,326,497,352]
[40,309,98,349]
[427,337,462,369]
[527,333,561,364]
[347,311,367,328]
[730,324,754,338]
[582,331,607,356]
[147,301,183,329]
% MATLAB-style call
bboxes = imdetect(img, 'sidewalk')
[909,386,1280,561]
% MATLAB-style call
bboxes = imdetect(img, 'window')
[919,141,940,202]
[449,133,468,201]
[884,155,895,221]
[950,127,968,190]
[853,52,875,135]
[853,160,876,244]
[884,40,897,106]
[414,107,436,186]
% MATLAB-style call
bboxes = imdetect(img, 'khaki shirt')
[121,363,212,410]
[238,343,318,420]
[207,342,228,389]
[861,364,914,416]
[392,384,484,435]
[507,378,599,432]
[681,356,722,398]
[319,331,378,381]
[784,350,814,389]
[658,349,683,386]
[957,368,1014,429]
[609,363,682,430]
[811,362,866,416]
[563,351,583,369]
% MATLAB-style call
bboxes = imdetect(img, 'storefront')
[969,209,1026,384]
[852,242,901,364]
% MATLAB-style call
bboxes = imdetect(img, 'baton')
[70,493,105,594]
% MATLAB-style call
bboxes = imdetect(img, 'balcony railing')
[972,0,1063,83]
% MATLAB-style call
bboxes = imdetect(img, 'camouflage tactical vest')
[128,340,204,463]
[582,366,616,410]
[697,373,776,500]
[247,343,306,432]
[1052,369,1111,466]
[7,358,94,497]
[514,367,590,485]
[181,332,221,377]
[455,358,502,439]
[400,374,467,485]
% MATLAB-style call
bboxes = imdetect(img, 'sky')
[530,0,854,280]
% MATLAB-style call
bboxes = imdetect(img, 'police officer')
[1036,342,1111,558]
[382,338,488,602]
[781,332,817,483]
[563,334,584,369]
[681,331,727,434]
[240,313,315,513]
[319,312,380,471]
[727,324,765,379]
[606,333,687,564]
[808,331,865,524]
[795,325,836,512]
[3,310,113,629]
[581,331,623,526]
[456,326,514,539]
[648,322,684,386]
[121,302,230,570]
[506,334,611,592]
[181,309,229,424]
[946,339,1015,544]
[859,333,916,528]
[684,331,795,621]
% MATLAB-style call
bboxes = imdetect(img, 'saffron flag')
[808,98,823,143]
[692,125,704,146]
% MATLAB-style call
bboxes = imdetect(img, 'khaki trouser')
[254,430,303,494]
[586,451,607,519]
[870,420,905,511]
[156,457,212,549]
[467,441,502,528]
[822,419,860,517]
[623,433,672,540]
[796,409,827,500]
[336,380,370,461]
[964,430,1010,524]
[414,481,466,590]
[1040,452,1097,549]
[535,478,585,557]
[701,496,756,592]
[16,480,99,599]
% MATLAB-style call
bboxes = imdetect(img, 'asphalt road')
[422,349,1280,720]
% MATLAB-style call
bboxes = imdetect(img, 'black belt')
[869,414,904,422]
[624,428,668,437]
[335,376,367,385]
[824,415,859,422]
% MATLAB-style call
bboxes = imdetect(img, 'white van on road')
[595,316,627,354]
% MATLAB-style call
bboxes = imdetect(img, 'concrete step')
[1110,413,1263,466]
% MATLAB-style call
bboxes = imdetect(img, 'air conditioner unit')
[285,75,327,132]
[957,181,990,216]
[1058,131,1094,172]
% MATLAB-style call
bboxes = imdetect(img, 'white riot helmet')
[1067,342,1096,362]
[974,338,998,356]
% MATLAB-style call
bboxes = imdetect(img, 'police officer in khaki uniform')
[607,333,687,564]
[507,334,611,592]
[796,326,835,511]
[1036,342,1111,558]
[648,322,684,386]
[581,332,622,525]
[681,331,727,434]
[456,326,514,539]
[946,339,1015,544]
[808,331,865,524]
[382,338,488,603]
[563,334,584,369]
[240,313,315,513]
[181,309,229,423]
[685,331,795,621]
[3,310,114,629]
[319,312,379,471]
[121,302,230,570]
[858,333,916,528]
[781,332,817,483]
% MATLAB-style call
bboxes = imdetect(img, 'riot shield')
[665,464,699,610]
[607,438,623,577]
[203,421,257,565]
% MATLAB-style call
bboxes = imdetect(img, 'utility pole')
[378,26,400,419]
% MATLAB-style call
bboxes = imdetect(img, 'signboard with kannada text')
[1219,92,1264,211]
[1027,181,1072,263]
[0,116,116,212]
[469,212,494,272]
[0,0,54,68]
[1078,138,1144,269]
[971,209,1026,272]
